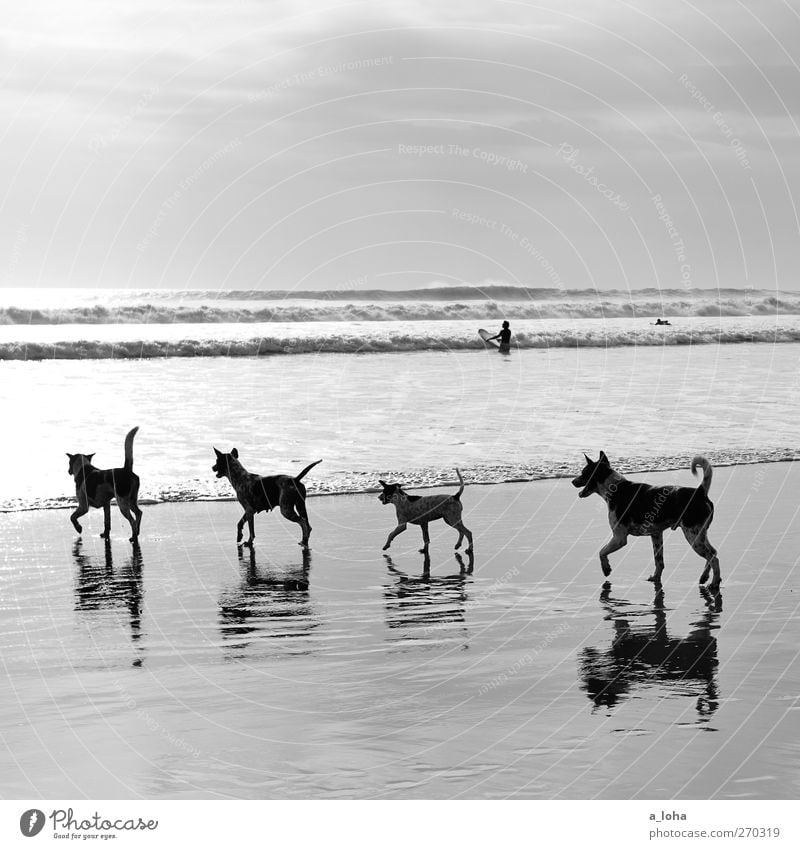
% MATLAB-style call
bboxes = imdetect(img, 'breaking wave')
[3,322,800,360]
[1,286,799,325]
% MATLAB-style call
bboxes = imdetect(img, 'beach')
[2,462,798,800]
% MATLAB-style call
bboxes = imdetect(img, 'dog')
[212,448,321,548]
[378,469,473,554]
[571,452,720,588]
[66,426,142,543]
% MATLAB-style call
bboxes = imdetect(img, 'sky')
[1,0,799,292]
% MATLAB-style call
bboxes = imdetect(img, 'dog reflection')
[579,584,720,718]
[218,546,316,657]
[72,538,145,666]
[382,551,473,646]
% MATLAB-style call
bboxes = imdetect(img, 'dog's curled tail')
[454,468,466,500]
[124,427,139,472]
[295,459,323,482]
[691,456,713,494]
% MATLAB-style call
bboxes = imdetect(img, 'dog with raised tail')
[572,452,720,589]
[378,469,473,554]
[212,448,321,548]
[66,426,143,543]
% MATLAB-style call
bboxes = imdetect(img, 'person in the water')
[488,321,512,352]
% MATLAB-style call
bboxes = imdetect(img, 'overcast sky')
[2,0,799,292]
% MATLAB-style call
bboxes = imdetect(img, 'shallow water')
[2,343,800,510]
[1,465,798,799]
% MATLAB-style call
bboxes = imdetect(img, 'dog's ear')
[583,453,593,465]
[378,479,387,488]
[87,454,95,462]
[231,447,239,459]
[66,452,74,460]
[599,451,610,465]
[213,447,223,458]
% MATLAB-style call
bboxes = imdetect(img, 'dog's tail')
[453,468,466,500]
[295,459,322,482]
[124,427,139,472]
[691,456,712,495]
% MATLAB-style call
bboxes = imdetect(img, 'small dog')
[66,426,142,543]
[212,448,321,548]
[378,469,473,553]
[571,452,720,588]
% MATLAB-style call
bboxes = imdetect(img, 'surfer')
[654,318,671,326]
[487,321,512,352]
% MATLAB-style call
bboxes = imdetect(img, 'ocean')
[1,285,799,511]
[2,285,799,800]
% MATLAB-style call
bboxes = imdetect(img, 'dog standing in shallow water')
[571,452,720,589]
[212,448,321,548]
[378,469,473,554]
[67,426,142,543]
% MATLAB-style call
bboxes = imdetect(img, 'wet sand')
[1,462,798,799]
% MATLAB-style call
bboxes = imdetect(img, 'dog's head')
[66,452,94,477]
[212,447,239,479]
[378,480,405,505]
[571,452,613,498]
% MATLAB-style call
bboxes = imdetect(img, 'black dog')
[572,452,720,588]
[66,426,142,543]
[212,448,321,548]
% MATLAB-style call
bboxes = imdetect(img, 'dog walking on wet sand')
[212,448,322,548]
[66,426,143,543]
[571,452,720,589]
[378,469,473,554]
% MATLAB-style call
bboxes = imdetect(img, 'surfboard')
[478,328,500,349]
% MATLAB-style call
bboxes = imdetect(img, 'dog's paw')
[382,543,391,551]
[601,562,612,577]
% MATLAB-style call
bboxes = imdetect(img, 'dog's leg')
[280,496,311,549]
[648,532,665,583]
[418,522,430,553]
[100,502,111,539]
[117,499,138,543]
[599,532,627,577]
[132,503,143,537]
[444,512,473,552]
[293,495,312,548]
[383,523,407,551]
[245,513,256,546]
[458,521,473,553]
[683,526,721,589]
[70,503,88,535]
[236,513,247,544]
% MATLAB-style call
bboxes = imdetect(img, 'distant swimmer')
[654,318,672,326]
[487,320,512,352]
